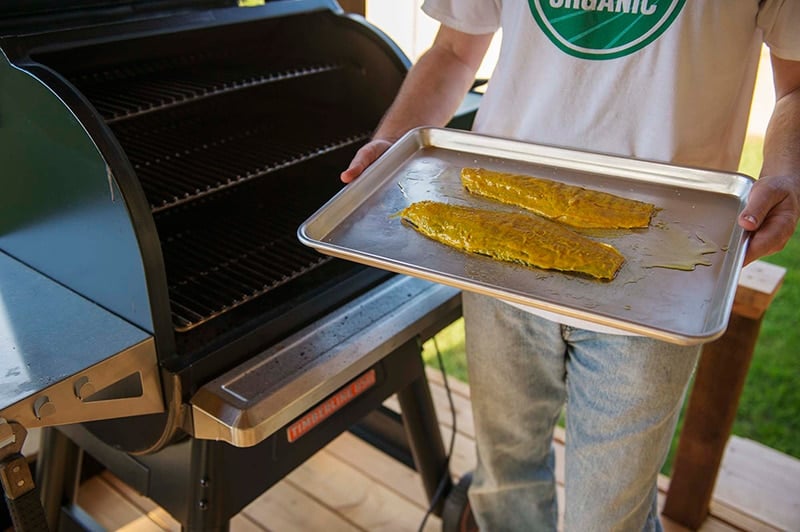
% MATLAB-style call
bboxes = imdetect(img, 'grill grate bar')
[76,63,346,122]
[169,250,331,332]
[160,186,338,331]
[162,202,308,280]
[130,130,370,213]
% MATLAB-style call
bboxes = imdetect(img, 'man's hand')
[738,54,800,265]
[738,174,799,264]
[340,139,394,183]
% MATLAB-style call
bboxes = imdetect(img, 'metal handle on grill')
[0,421,50,532]
[4,485,49,532]
[190,276,462,447]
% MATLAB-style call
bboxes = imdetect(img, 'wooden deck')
[69,367,799,532]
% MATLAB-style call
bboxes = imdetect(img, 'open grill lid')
[0,1,279,37]
[0,0,231,14]
[1,0,417,454]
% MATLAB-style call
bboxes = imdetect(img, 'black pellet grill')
[0,1,478,529]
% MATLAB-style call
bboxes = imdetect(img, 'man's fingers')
[340,160,366,183]
[738,175,799,264]
[743,211,795,264]
[739,183,771,231]
[340,139,394,183]
[739,175,793,230]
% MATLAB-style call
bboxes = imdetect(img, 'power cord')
[417,336,458,532]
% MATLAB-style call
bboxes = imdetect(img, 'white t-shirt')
[421,0,800,334]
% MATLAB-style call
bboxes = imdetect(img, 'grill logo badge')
[529,0,685,60]
[286,369,377,443]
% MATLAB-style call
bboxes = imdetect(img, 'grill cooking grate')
[159,184,335,331]
[64,52,378,332]
[112,106,370,212]
[120,126,368,213]
[71,54,346,122]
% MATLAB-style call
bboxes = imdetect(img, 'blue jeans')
[462,292,701,531]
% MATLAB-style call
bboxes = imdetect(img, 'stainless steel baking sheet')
[298,127,753,345]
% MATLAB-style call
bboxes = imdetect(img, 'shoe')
[458,498,479,531]
[442,471,478,531]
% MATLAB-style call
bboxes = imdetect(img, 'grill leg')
[186,439,230,532]
[397,361,452,516]
[36,428,83,531]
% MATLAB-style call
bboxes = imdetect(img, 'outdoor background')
[362,2,799,475]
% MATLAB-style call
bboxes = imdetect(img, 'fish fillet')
[461,167,655,229]
[399,200,625,280]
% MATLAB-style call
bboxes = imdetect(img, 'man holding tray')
[341,2,799,530]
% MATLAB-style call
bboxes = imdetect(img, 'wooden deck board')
[712,436,800,531]
[242,478,360,532]
[284,448,441,532]
[78,475,163,531]
[74,368,793,531]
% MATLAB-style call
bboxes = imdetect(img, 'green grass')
[421,135,800,475]
[721,135,800,460]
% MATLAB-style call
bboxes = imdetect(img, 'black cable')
[417,336,458,532]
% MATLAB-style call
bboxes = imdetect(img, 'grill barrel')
[0,1,477,529]
[1,1,413,450]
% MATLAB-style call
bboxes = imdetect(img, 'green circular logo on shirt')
[529,0,686,60]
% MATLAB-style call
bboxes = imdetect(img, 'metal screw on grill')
[198,499,209,511]
[74,376,96,400]
[33,396,56,420]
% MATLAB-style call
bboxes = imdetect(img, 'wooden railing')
[663,259,787,529]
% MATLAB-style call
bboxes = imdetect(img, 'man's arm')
[739,53,800,264]
[340,25,493,183]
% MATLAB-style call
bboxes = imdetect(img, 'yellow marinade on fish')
[460,167,656,229]
[399,200,625,281]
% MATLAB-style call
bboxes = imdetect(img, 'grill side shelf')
[0,251,164,428]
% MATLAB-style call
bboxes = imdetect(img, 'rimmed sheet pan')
[299,127,753,345]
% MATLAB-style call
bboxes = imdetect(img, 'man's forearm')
[340,26,492,183]
[761,87,800,180]
[372,29,492,142]
[739,55,800,263]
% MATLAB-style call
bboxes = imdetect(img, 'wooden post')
[662,260,786,529]
[337,0,366,15]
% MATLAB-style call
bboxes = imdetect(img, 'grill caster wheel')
[442,471,477,532]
